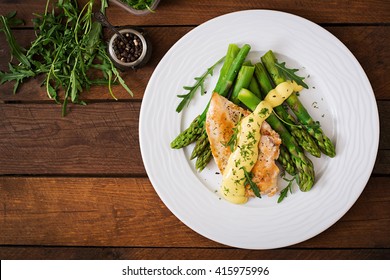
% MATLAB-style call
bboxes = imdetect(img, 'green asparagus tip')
[298,179,314,192]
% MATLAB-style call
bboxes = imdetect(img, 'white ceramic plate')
[139,10,379,249]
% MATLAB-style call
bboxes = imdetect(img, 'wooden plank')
[0,0,389,26]
[379,102,390,149]
[1,26,389,102]
[327,26,390,101]
[374,151,390,175]
[0,247,389,260]
[0,101,388,175]
[375,102,390,174]
[0,176,389,248]
[0,177,215,247]
[0,102,145,175]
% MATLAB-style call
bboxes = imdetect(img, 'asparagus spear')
[170,115,203,149]
[192,44,251,171]
[213,44,240,93]
[261,50,336,157]
[279,145,296,176]
[195,142,212,171]
[255,62,321,157]
[217,44,251,97]
[192,66,256,164]
[230,65,255,104]
[192,59,248,156]
[248,76,262,99]
[189,44,241,167]
[171,44,251,171]
[171,44,242,147]
[238,88,315,191]
[190,127,208,159]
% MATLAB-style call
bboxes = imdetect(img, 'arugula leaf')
[0,63,35,94]
[272,108,321,131]
[241,167,261,198]
[176,56,224,113]
[5,11,24,27]
[275,61,309,89]
[277,175,298,203]
[0,15,31,68]
[46,83,58,101]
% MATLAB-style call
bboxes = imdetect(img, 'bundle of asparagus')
[170,44,336,199]
[261,51,336,158]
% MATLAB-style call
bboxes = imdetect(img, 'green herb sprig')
[221,115,242,152]
[241,167,261,198]
[272,109,321,131]
[275,61,309,89]
[278,175,298,203]
[176,56,224,113]
[0,13,30,68]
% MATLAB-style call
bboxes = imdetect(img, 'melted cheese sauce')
[220,80,303,204]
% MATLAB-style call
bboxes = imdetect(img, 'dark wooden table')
[0,0,389,260]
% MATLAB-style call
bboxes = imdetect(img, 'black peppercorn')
[112,32,143,63]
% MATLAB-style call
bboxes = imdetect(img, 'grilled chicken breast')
[205,93,281,197]
[205,92,249,173]
[248,121,281,196]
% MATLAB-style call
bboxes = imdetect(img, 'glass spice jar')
[108,28,152,70]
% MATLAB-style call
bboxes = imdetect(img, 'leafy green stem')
[274,61,308,89]
[221,115,242,152]
[277,175,298,203]
[272,108,321,131]
[176,56,225,113]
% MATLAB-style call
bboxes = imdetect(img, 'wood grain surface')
[1,247,389,260]
[0,177,389,248]
[0,0,389,26]
[0,0,389,260]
